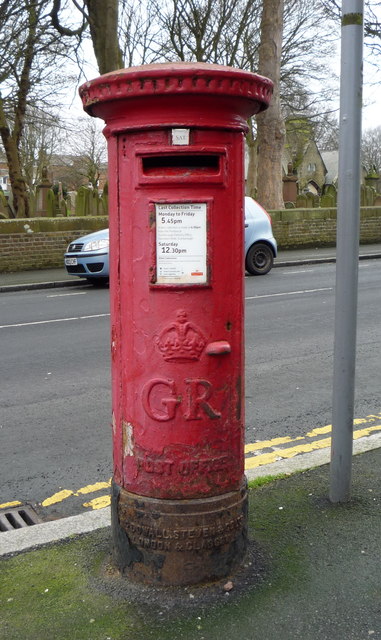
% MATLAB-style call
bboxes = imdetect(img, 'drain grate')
[0,506,42,532]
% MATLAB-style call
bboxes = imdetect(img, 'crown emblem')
[156,310,206,362]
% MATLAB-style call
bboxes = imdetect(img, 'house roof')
[321,151,339,184]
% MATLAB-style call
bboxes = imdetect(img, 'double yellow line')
[245,415,381,469]
[2,414,380,512]
[0,481,112,512]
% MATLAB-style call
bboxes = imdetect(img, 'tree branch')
[50,0,87,37]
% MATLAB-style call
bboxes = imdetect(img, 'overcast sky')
[64,18,381,135]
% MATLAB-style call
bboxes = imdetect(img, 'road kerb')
[1,432,380,558]
[245,431,381,480]
[0,507,110,557]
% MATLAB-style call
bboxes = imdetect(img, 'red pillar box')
[80,63,272,586]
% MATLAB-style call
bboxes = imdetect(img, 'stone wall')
[0,208,381,273]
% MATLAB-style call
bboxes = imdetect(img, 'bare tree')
[365,1,381,53]
[50,0,123,74]
[255,0,285,209]
[361,125,381,172]
[48,0,340,209]
[152,0,262,65]
[0,1,41,217]
[322,1,381,52]
[57,117,107,189]
[313,111,340,152]
[119,0,164,66]
[280,0,339,116]
[144,0,337,207]
[0,1,72,217]
[20,107,62,188]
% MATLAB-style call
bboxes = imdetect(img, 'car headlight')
[83,239,110,252]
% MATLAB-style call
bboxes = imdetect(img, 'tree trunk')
[256,0,285,210]
[246,117,258,198]
[85,0,124,74]
[0,3,38,217]
[0,101,30,218]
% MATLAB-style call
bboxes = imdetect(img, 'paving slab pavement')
[0,267,84,291]
[1,243,381,292]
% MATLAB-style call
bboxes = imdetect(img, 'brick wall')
[0,217,108,272]
[1,209,381,273]
[271,206,381,249]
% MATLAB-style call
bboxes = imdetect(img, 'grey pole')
[330,0,364,503]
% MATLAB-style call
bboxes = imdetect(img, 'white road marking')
[3,284,335,329]
[245,287,332,300]
[2,288,332,328]
[0,313,110,329]
[47,292,88,298]
[283,269,316,274]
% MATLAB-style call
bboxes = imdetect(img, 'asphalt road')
[1,259,380,519]
[245,258,381,442]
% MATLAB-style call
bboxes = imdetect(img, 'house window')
[307,163,316,173]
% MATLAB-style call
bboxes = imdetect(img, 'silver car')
[244,196,277,275]
[64,197,277,283]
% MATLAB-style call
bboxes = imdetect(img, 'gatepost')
[80,63,272,585]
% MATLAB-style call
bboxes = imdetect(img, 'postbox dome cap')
[79,62,273,131]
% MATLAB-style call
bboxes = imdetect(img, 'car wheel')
[245,243,274,275]
[86,277,109,286]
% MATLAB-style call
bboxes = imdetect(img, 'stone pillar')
[283,163,298,204]
[35,166,52,217]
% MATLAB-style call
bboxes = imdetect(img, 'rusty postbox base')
[111,481,248,586]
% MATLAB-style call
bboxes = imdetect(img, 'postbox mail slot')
[139,152,225,184]
[143,154,219,175]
